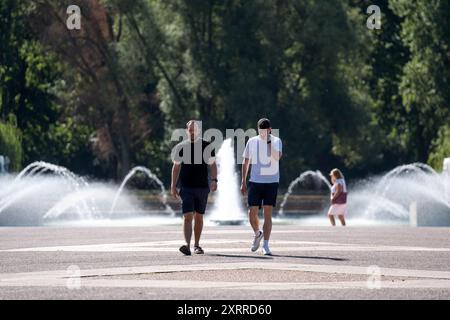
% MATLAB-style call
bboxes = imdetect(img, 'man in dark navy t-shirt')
[171,120,217,256]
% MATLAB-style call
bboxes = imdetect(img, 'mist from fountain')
[1,158,449,226]
[362,163,449,220]
[44,184,138,220]
[0,162,174,226]
[278,170,331,215]
[109,166,174,216]
[280,163,450,226]
[209,139,246,224]
[1,161,95,218]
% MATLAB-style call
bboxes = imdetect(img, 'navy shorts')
[247,182,279,208]
[180,187,210,214]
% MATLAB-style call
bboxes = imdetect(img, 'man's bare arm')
[171,163,181,198]
[209,161,218,192]
[240,158,250,195]
[209,161,218,179]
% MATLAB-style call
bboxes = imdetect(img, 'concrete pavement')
[0,225,449,299]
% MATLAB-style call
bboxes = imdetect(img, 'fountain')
[109,166,174,216]
[278,163,450,226]
[358,163,450,226]
[1,156,449,227]
[209,139,247,225]
[0,176,72,225]
[0,162,174,226]
[278,170,331,215]
[0,162,97,224]
[363,163,442,219]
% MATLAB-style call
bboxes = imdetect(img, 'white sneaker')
[262,245,272,256]
[251,231,264,252]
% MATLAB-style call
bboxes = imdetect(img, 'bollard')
[409,201,417,227]
[444,158,450,203]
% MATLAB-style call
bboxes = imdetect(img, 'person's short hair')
[257,118,271,129]
[329,168,344,179]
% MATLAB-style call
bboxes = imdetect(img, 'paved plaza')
[0,225,449,299]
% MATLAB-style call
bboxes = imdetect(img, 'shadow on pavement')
[270,254,348,261]
[206,253,274,260]
[206,253,348,262]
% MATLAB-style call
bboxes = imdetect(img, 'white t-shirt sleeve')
[274,138,282,153]
[336,179,347,192]
[243,140,250,159]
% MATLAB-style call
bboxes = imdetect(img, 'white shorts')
[328,204,347,216]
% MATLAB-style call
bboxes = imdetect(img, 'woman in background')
[328,168,347,226]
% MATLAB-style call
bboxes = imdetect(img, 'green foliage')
[1,0,96,174]
[1,0,449,183]
[0,121,22,171]
[428,125,450,172]
[390,0,450,161]
[126,0,380,180]
[361,0,411,169]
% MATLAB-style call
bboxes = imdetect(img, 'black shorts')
[180,187,210,214]
[247,182,279,208]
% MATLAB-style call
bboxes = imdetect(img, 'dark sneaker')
[194,246,204,254]
[179,245,191,256]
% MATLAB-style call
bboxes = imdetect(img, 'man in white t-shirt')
[240,118,282,255]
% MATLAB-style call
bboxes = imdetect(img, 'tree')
[428,124,450,172]
[391,0,450,162]
[358,0,412,171]
[33,0,165,179]
[1,0,86,169]
[0,120,22,171]
[136,0,378,181]
[3,0,445,184]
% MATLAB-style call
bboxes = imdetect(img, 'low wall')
[137,193,330,216]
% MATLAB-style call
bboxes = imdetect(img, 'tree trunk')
[112,79,132,180]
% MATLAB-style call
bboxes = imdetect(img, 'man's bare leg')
[179,212,194,255]
[262,206,273,255]
[183,213,194,245]
[262,205,273,241]
[249,206,263,252]
[248,206,260,233]
[194,212,203,247]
